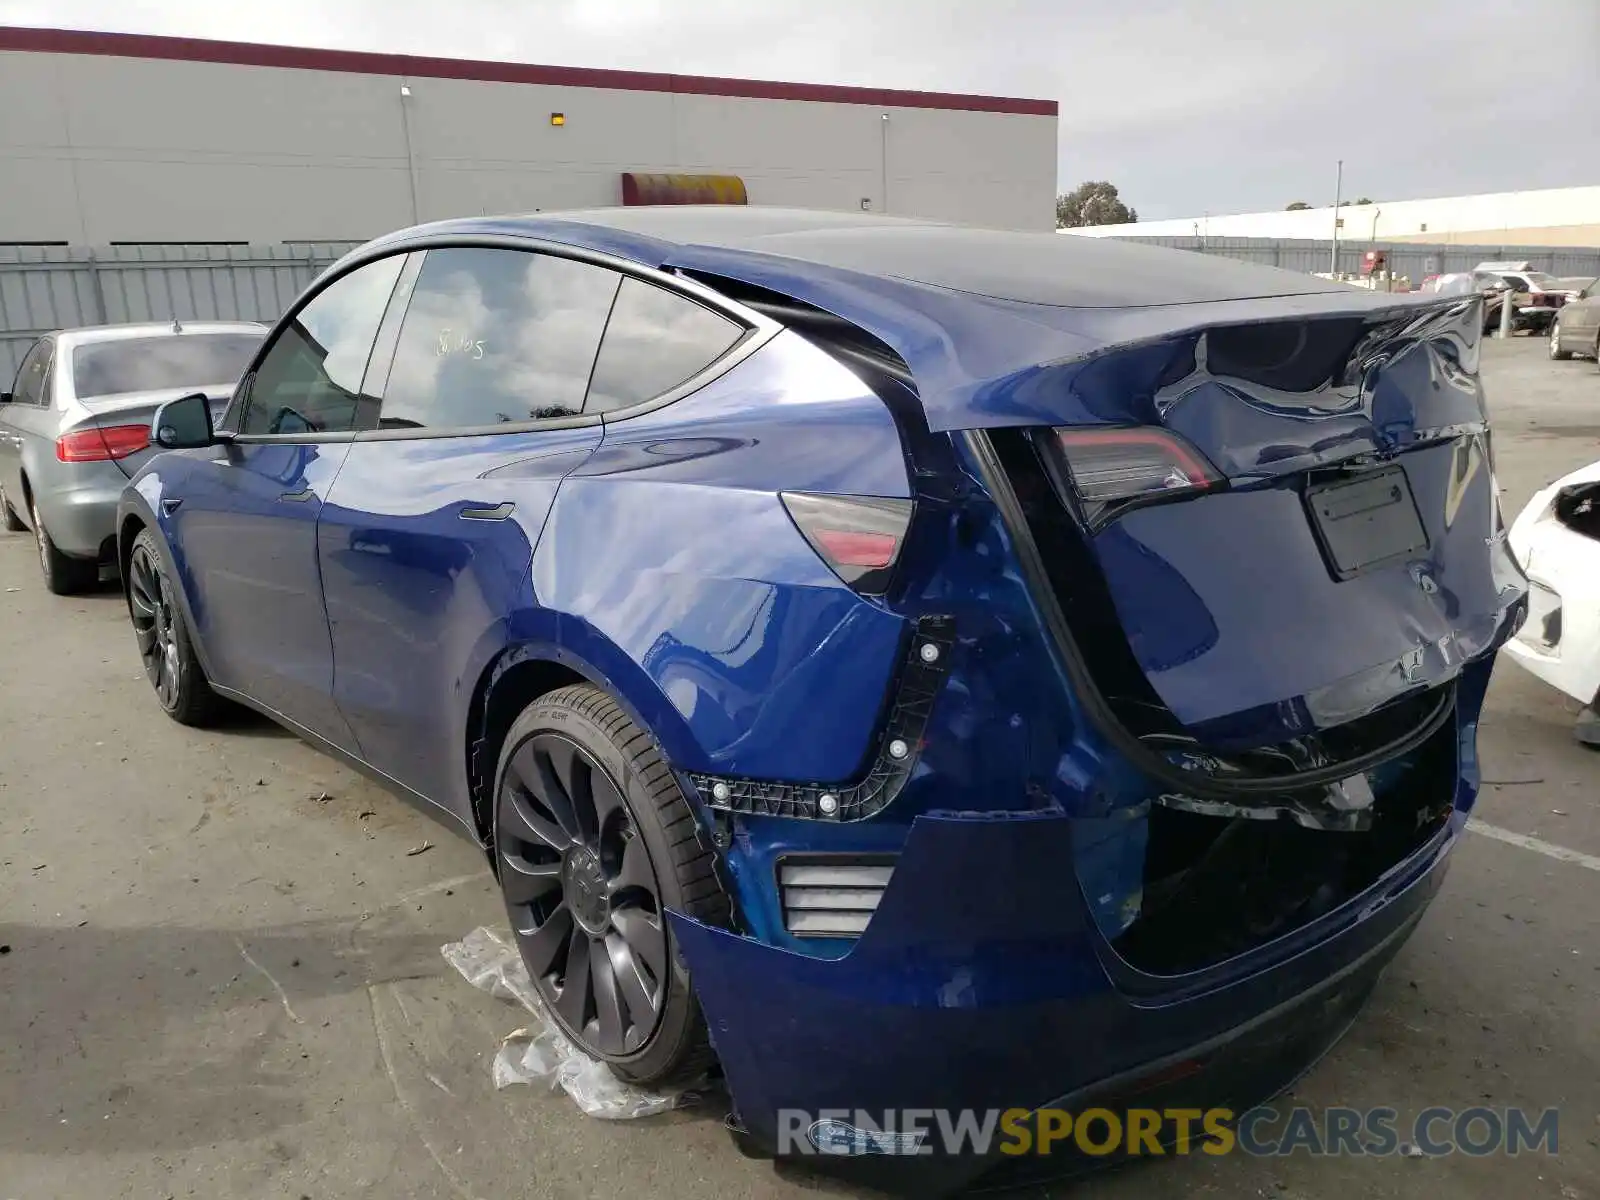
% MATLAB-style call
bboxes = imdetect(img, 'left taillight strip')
[56,423,151,463]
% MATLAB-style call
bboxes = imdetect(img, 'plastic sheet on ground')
[442,925,702,1120]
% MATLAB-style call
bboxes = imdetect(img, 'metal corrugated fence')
[0,243,363,379]
[1100,235,1600,283]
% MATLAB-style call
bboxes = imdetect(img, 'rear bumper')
[672,805,1458,1196]
[33,468,124,559]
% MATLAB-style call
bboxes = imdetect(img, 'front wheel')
[1549,320,1572,360]
[127,528,224,726]
[492,684,730,1088]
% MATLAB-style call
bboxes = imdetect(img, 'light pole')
[1330,159,1343,275]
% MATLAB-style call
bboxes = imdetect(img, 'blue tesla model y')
[119,207,1524,1192]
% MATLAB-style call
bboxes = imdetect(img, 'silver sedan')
[0,321,264,593]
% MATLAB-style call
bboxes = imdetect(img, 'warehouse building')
[1071,185,1600,248]
[0,26,1059,245]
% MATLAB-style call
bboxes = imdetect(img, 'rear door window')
[240,253,406,436]
[10,339,53,407]
[584,278,745,414]
[377,248,620,430]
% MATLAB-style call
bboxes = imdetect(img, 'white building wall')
[0,41,1058,244]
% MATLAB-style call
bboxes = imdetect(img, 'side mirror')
[152,392,218,450]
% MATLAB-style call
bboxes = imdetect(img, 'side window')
[11,339,53,407]
[239,254,406,436]
[379,248,619,430]
[584,278,746,415]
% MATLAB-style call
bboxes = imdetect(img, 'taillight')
[56,424,151,463]
[780,492,913,595]
[1051,426,1222,528]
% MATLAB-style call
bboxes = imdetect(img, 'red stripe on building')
[0,26,1059,116]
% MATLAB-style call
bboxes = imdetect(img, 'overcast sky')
[4,0,1597,219]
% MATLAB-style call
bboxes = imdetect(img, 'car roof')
[355,207,1458,434]
[53,320,268,347]
[366,206,1350,310]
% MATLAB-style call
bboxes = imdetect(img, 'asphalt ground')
[1,335,1596,1200]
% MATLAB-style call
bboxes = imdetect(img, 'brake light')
[781,492,913,595]
[1052,426,1222,528]
[56,424,151,463]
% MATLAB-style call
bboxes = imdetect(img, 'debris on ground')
[442,925,705,1119]
[405,841,432,857]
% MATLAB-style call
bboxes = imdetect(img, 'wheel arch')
[464,624,711,850]
[117,511,147,599]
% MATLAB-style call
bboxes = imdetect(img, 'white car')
[1503,460,1600,745]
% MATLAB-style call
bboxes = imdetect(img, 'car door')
[317,245,623,810]
[1567,283,1600,348]
[166,252,409,748]
[0,337,55,510]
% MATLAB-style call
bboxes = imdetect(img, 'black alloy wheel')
[127,528,222,726]
[499,731,669,1055]
[493,685,729,1086]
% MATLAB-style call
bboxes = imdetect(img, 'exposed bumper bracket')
[688,614,955,821]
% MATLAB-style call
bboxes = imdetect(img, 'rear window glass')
[584,278,744,414]
[72,333,261,400]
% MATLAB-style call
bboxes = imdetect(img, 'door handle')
[278,488,315,503]
[460,501,515,521]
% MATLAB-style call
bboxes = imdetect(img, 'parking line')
[1467,818,1600,872]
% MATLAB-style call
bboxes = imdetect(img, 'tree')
[1286,201,1312,210]
[1352,196,1374,206]
[1056,181,1137,228]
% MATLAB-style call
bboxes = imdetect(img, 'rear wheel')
[30,495,97,595]
[492,684,729,1088]
[127,528,224,726]
[1549,319,1571,360]
[0,483,24,532]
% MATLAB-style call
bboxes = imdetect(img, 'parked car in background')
[116,208,1524,1193]
[1471,263,1569,334]
[1549,278,1600,364]
[1504,459,1600,746]
[0,321,264,593]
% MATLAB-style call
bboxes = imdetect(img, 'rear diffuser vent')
[778,856,896,938]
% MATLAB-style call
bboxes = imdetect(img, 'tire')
[126,527,225,726]
[492,683,730,1089]
[1549,319,1571,360]
[30,495,98,595]
[0,483,24,532]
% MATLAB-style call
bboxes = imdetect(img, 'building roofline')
[0,25,1059,116]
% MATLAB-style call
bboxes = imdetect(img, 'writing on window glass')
[436,329,486,359]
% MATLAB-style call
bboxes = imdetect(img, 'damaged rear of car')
[606,216,1531,1194]
[1503,460,1600,743]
